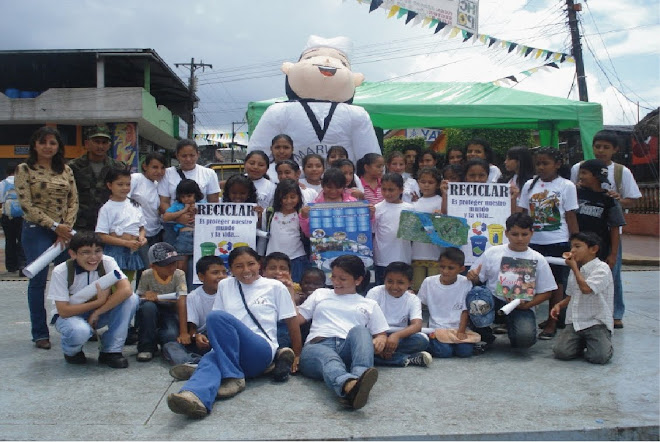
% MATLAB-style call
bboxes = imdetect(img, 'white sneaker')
[169,363,197,381]
[216,378,246,399]
[406,351,432,367]
[167,391,207,418]
[136,351,153,362]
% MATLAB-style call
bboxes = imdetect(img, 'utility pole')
[566,0,588,102]
[175,58,212,138]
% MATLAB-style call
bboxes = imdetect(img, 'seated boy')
[298,266,326,305]
[47,231,138,368]
[164,255,228,380]
[552,232,614,364]
[467,213,557,350]
[136,242,188,362]
[366,261,431,367]
[418,248,474,358]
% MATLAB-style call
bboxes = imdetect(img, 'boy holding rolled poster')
[47,231,138,368]
[135,242,188,362]
[466,213,557,350]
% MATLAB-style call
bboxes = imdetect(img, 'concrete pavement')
[0,268,658,440]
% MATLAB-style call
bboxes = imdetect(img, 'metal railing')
[629,183,659,214]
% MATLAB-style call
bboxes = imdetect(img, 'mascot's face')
[282,47,364,103]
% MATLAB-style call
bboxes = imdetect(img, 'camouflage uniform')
[69,125,126,231]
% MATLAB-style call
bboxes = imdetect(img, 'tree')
[444,128,534,164]
[383,136,426,157]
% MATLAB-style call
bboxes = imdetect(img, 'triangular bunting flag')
[501,41,508,48]
[546,62,559,69]
[422,16,431,27]
[534,49,543,59]
[397,7,407,19]
[405,10,417,24]
[479,34,488,43]
[553,52,562,61]
[387,5,399,18]
[412,15,423,26]
[508,43,518,53]
[462,30,474,42]
[545,51,553,61]
[524,47,534,57]
[435,21,447,33]
[505,75,518,83]
[369,0,383,12]
[449,27,460,38]
[488,37,498,48]
[566,55,575,63]
[429,18,438,28]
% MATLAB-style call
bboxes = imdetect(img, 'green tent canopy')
[247,81,603,159]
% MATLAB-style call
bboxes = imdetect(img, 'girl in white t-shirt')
[275,160,318,204]
[245,150,276,210]
[266,134,295,185]
[465,138,502,183]
[387,150,420,203]
[299,154,324,194]
[411,167,443,291]
[373,173,413,285]
[518,147,579,339]
[167,247,302,418]
[263,179,309,282]
[96,168,146,280]
[298,255,388,410]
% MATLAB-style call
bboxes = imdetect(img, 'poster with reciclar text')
[447,182,511,265]
[193,203,257,283]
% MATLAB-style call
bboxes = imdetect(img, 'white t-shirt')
[417,275,472,329]
[298,288,389,344]
[299,178,322,194]
[402,177,420,203]
[471,244,557,302]
[300,186,318,205]
[373,200,413,266]
[518,176,579,244]
[570,162,641,199]
[411,195,444,260]
[263,211,306,259]
[252,177,276,209]
[47,256,127,315]
[488,164,502,183]
[186,285,216,333]
[212,276,296,358]
[267,162,280,184]
[157,165,221,202]
[95,199,145,237]
[129,173,162,237]
[365,285,422,328]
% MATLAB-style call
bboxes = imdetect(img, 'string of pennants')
[492,62,560,86]
[359,0,576,65]
[193,132,248,144]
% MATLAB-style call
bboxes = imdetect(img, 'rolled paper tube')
[23,242,66,278]
[389,326,435,335]
[545,256,568,266]
[69,270,122,304]
[498,298,521,316]
[256,229,269,238]
[156,293,178,301]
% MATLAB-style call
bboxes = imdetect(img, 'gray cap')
[148,242,185,266]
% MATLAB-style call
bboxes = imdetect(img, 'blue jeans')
[299,326,374,397]
[290,255,310,283]
[162,340,211,365]
[470,294,538,349]
[612,240,624,320]
[181,310,273,412]
[22,221,68,342]
[374,332,429,366]
[427,340,474,358]
[136,300,180,353]
[55,293,138,356]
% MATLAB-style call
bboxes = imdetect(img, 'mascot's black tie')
[299,101,338,143]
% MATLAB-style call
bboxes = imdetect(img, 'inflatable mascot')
[247,35,381,166]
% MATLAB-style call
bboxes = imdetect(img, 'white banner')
[380,0,479,32]
[192,203,257,284]
[446,182,510,265]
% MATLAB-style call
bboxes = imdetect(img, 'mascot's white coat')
[247,35,381,166]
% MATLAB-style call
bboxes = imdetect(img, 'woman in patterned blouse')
[15,126,79,350]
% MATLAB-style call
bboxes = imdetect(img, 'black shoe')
[124,327,138,345]
[64,351,87,365]
[272,347,295,382]
[344,367,378,410]
[98,352,128,369]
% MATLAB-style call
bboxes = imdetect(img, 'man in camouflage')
[69,125,126,231]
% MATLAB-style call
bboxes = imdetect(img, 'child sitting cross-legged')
[418,248,478,358]
[551,232,614,364]
[366,261,432,367]
[164,255,228,381]
[135,242,188,362]
[47,231,138,368]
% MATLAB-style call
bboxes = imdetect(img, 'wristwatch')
[51,222,60,231]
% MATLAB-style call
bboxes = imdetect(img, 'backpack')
[2,180,24,218]
[579,161,623,194]
[66,259,107,297]
[265,207,311,256]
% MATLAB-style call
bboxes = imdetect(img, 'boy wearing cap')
[575,159,626,265]
[135,242,188,362]
[570,130,642,329]
[69,125,126,232]
[47,231,138,368]
[466,213,557,349]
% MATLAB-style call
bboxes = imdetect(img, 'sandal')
[343,368,378,410]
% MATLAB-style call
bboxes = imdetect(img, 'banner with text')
[193,203,257,283]
[447,182,510,264]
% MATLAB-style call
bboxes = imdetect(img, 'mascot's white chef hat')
[302,35,353,58]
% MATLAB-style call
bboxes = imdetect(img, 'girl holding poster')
[411,167,443,291]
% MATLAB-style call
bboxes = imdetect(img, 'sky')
[2,0,658,135]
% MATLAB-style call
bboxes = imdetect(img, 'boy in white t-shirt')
[47,231,139,368]
[418,248,474,358]
[366,262,431,367]
[569,130,642,329]
[164,255,228,380]
[467,213,557,350]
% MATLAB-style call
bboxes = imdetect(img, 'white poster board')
[446,182,510,265]
[192,203,257,284]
